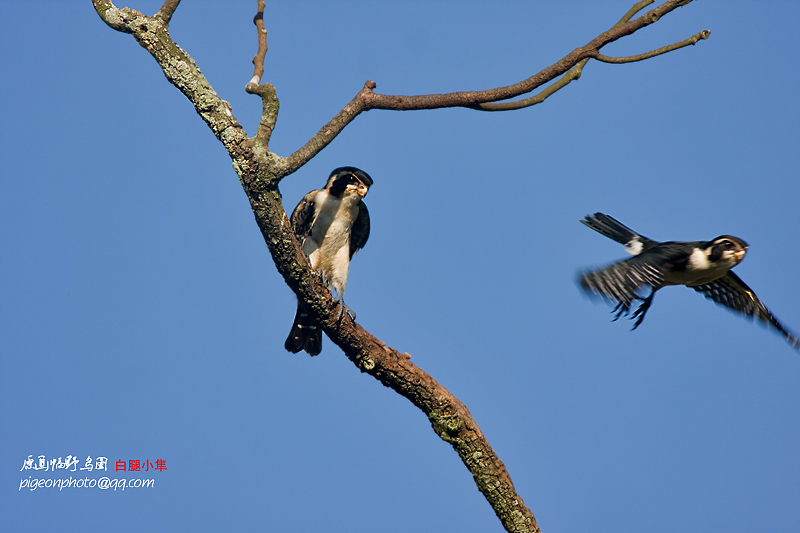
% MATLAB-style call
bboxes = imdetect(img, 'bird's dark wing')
[349,200,370,258]
[580,255,666,311]
[289,191,318,242]
[581,212,658,254]
[691,272,800,351]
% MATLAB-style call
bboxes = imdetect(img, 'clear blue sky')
[3,1,799,532]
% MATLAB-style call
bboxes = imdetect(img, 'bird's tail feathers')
[581,213,644,250]
[284,306,322,356]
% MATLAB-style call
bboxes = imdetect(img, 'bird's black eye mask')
[708,238,745,262]
[329,172,370,197]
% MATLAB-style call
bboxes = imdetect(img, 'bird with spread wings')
[579,212,800,352]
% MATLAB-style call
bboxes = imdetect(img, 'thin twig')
[249,0,267,86]
[594,30,711,63]
[245,0,277,150]
[616,0,656,25]
[475,59,590,111]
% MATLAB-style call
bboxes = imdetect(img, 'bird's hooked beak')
[734,246,748,263]
[356,183,369,198]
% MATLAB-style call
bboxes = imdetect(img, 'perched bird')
[579,212,800,351]
[284,167,373,356]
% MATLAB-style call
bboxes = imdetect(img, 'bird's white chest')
[669,248,735,286]
[302,191,359,277]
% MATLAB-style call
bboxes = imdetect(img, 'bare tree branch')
[91,1,708,531]
[476,2,695,112]
[281,0,708,175]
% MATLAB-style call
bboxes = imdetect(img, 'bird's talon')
[332,296,356,322]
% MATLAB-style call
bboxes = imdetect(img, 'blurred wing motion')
[691,272,800,351]
[579,212,800,353]
[580,257,664,318]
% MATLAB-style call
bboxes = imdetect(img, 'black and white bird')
[284,167,373,356]
[579,212,800,352]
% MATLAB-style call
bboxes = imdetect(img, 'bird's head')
[325,167,373,199]
[707,235,748,267]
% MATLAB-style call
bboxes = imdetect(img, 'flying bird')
[579,212,800,352]
[284,167,373,356]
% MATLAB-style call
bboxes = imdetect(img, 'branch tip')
[250,0,268,90]
[594,29,711,64]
